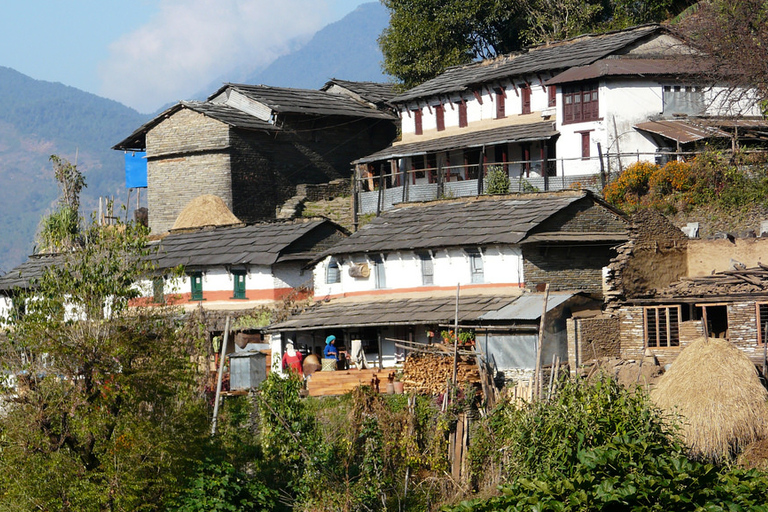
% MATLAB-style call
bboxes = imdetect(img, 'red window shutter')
[521,85,531,114]
[563,91,573,123]
[590,86,599,120]
[496,90,505,118]
[581,132,591,159]
[414,109,422,135]
[459,101,467,127]
[436,104,445,131]
[548,85,556,107]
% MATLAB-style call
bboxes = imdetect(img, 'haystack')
[171,195,242,232]
[650,337,768,462]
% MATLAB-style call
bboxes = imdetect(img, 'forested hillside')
[0,67,149,272]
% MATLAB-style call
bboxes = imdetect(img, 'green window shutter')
[190,273,203,301]
[233,271,246,299]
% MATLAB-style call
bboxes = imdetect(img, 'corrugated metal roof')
[393,25,662,104]
[317,191,593,257]
[354,121,558,163]
[479,292,575,321]
[634,119,729,144]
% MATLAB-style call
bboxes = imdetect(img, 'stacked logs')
[402,353,480,395]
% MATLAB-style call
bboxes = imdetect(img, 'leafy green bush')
[451,376,768,512]
[485,165,511,194]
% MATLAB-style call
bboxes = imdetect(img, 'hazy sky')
[0,0,372,113]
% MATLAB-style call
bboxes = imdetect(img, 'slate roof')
[270,291,578,331]
[0,254,65,292]
[318,191,607,258]
[152,219,335,269]
[270,294,518,331]
[545,57,705,85]
[322,79,398,106]
[212,83,397,120]
[113,101,277,151]
[393,25,662,104]
[354,121,557,163]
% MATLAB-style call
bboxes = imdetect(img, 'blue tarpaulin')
[125,152,147,188]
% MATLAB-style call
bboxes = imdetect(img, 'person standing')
[323,335,338,360]
[282,341,303,375]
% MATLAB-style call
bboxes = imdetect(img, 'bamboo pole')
[452,283,460,385]
[211,315,231,435]
[534,284,550,400]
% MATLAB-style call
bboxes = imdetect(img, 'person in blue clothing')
[323,335,338,360]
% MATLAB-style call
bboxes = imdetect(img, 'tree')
[379,0,528,89]
[0,219,211,511]
[379,0,697,88]
[677,0,768,114]
[36,155,86,253]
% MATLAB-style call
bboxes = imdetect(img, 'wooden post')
[376,167,384,216]
[597,142,606,189]
[377,330,383,370]
[452,283,460,385]
[211,315,231,435]
[534,284,550,400]
[353,165,359,232]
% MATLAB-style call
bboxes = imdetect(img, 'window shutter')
[495,89,505,118]
[435,104,445,131]
[548,85,556,107]
[521,85,531,114]
[414,109,422,135]
[458,101,467,128]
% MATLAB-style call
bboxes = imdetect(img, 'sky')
[0,0,372,113]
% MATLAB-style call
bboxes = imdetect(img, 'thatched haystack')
[171,195,242,232]
[650,337,768,462]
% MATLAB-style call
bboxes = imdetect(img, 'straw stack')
[650,337,768,462]
[171,194,242,231]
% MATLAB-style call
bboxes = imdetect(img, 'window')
[414,109,423,135]
[370,255,386,289]
[189,272,203,301]
[495,88,505,119]
[232,270,247,299]
[663,85,704,116]
[580,131,591,160]
[699,304,729,339]
[152,278,165,304]
[467,249,484,284]
[326,258,340,284]
[521,85,531,114]
[435,104,445,131]
[563,82,599,124]
[548,85,556,107]
[644,306,680,348]
[458,100,467,128]
[419,252,434,285]
[757,303,768,345]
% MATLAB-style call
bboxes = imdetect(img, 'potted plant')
[440,330,454,343]
[458,330,475,346]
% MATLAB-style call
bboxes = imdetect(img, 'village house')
[268,189,628,380]
[113,80,398,234]
[564,208,768,371]
[353,24,767,217]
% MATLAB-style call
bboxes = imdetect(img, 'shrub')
[485,165,510,194]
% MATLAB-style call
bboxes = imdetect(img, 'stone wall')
[566,316,620,369]
[523,245,615,296]
[146,110,233,234]
[534,197,628,234]
[298,179,351,202]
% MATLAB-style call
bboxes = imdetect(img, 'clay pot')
[386,382,395,394]
[393,381,405,394]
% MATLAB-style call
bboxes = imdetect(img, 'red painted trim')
[322,282,524,301]
[130,287,310,307]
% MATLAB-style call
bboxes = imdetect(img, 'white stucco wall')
[313,245,524,297]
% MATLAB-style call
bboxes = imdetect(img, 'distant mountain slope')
[242,2,390,89]
[0,66,149,272]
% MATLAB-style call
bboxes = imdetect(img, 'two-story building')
[113,80,398,234]
[354,24,766,215]
[269,190,628,377]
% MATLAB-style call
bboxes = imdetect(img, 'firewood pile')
[660,264,768,297]
[402,353,480,395]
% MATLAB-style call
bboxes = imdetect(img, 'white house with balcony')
[354,24,767,216]
[269,190,628,375]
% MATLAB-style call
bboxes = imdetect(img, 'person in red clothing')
[282,341,303,375]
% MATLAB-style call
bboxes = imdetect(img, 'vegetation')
[379,0,696,88]
[603,151,768,214]
[447,376,768,511]
[485,165,511,195]
[36,155,87,253]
